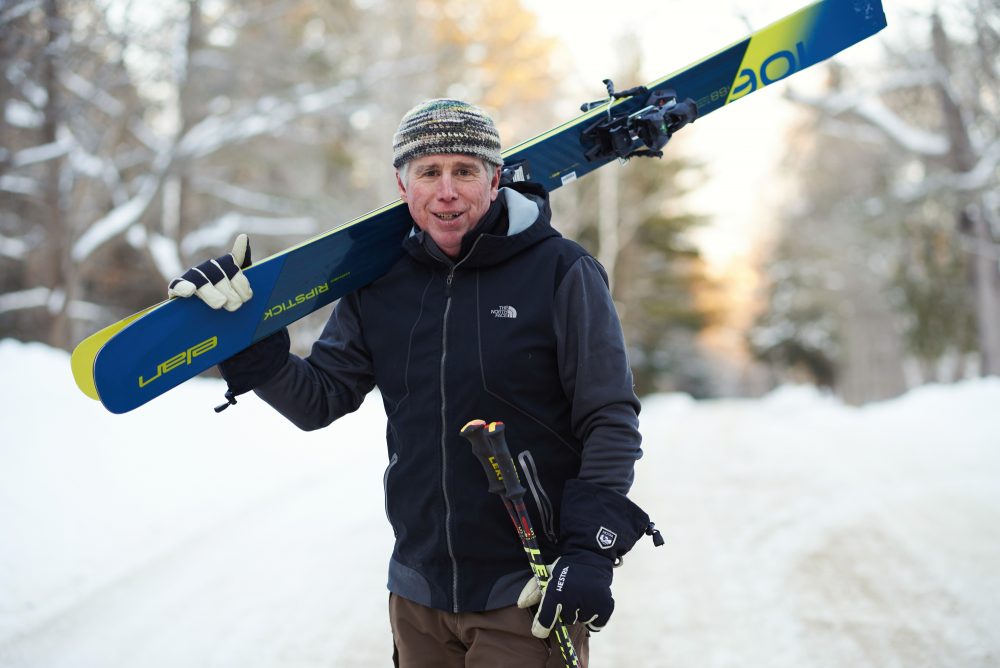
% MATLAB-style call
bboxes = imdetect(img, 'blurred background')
[1,0,997,405]
[3,3,1000,667]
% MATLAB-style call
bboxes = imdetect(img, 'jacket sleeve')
[553,255,642,494]
[253,291,376,431]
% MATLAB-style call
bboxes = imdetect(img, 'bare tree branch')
[71,148,173,262]
[786,86,949,157]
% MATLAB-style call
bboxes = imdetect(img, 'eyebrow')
[414,160,481,175]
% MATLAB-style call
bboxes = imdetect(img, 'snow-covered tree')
[777,2,1000,383]
[2,0,152,348]
[753,1,999,400]
[1,0,562,352]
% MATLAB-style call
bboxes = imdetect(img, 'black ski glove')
[215,328,290,412]
[518,479,657,637]
[519,552,614,636]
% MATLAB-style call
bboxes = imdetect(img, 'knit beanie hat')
[392,99,502,169]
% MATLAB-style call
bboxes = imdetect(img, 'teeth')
[435,213,460,220]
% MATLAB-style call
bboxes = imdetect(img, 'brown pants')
[389,593,590,667]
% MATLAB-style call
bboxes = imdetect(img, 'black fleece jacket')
[254,181,644,613]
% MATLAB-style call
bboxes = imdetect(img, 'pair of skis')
[70,0,887,414]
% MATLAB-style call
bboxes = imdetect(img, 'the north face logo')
[490,305,518,319]
[596,527,618,550]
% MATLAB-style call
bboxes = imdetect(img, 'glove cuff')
[559,479,652,562]
[217,328,290,400]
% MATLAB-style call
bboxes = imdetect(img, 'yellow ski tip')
[71,304,160,400]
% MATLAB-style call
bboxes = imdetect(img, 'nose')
[436,173,458,200]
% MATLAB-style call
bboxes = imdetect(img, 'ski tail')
[71,304,161,399]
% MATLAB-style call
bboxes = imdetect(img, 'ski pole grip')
[460,419,506,496]
[484,422,527,499]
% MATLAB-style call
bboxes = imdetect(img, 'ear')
[489,164,501,201]
[396,171,408,201]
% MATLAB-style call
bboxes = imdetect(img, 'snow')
[0,288,50,315]
[71,164,165,263]
[952,140,1000,194]
[146,232,184,281]
[180,213,318,258]
[0,236,29,261]
[4,100,42,129]
[786,88,949,157]
[0,291,107,322]
[0,0,42,26]
[9,139,73,169]
[174,77,360,162]
[1,339,998,667]
[59,70,125,118]
[194,178,300,215]
[0,175,39,197]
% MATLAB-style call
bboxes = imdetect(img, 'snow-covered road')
[1,341,998,667]
[2,474,393,667]
[599,392,1000,667]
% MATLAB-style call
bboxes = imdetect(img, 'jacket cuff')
[558,479,651,562]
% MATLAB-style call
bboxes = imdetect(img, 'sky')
[530,0,918,271]
[2,339,999,666]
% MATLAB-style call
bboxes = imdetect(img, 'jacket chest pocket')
[476,305,556,387]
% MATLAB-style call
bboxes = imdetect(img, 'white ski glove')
[168,234,253,311]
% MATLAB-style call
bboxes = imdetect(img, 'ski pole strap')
[460,419,580,668]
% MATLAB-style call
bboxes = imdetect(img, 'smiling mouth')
[433,212,463,221]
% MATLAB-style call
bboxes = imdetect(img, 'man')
[170,99,657,667]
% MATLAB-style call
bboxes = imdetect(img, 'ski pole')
[460,419,579,668]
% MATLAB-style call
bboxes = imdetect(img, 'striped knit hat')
[392,99,502,169]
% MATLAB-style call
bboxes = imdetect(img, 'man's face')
[396,154,500,259]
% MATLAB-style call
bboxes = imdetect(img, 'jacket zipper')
[438,239,483,613]
[517,450,558,544]
[440,267,459,612]
[383,452,399,536]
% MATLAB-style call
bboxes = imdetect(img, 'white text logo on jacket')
[490,305,518,319]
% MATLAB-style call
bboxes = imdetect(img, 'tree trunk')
[36,0,71,349]
[931,13,1000,376]
[839,263,909,403]
[175,0,203,264]
[966,204,1000,374]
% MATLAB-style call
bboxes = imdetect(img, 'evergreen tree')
[553,36,714,397]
